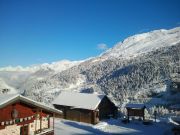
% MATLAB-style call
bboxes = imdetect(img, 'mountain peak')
[0,27,179,106]
[102,27,180,59]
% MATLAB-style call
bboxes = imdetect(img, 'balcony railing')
[36,128,54,135]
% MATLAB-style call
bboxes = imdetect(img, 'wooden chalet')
[125,103,146,122]
[0,94,62,135]
[53,91,118,124]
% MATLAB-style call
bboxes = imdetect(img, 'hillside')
[0,27,180,108]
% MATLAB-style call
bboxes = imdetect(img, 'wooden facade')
[0,94,62,135]
[126,104,146,122]
[98,96,117,120]
[53,95,117,124]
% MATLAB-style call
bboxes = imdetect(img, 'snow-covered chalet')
[53,91,118,124]
[0,94,62,135]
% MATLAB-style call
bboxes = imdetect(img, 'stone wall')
[0,124,20,135]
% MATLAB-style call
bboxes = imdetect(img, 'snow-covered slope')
[0,27,179,107]
[0,60,83,94]
[0,78,17,94]
[102,27,180,59]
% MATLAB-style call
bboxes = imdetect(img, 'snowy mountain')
[0,60,82,94]
[0,60,82,72]
[0,27,180,107]
[101,27,180,59]
[0,78,17,94]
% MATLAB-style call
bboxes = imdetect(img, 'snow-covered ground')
[54,118,173,135]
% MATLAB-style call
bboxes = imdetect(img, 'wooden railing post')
[48,114,50,128]
[53,113,55,130]
[35,109,38,133]
[40,109,42,133]
[35,109,39,133]
[127,109,130,123]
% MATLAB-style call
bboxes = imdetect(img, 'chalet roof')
[0,94,62,114]
[126,103,146,109]
[52,91,105,110]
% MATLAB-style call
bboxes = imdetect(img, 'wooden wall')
[0,102,35,122]
[53,96,118,124]
[98,96,118,120]
[66,109,93,124]
[0,101,53,133]
[127,108,144,117]
[53,105,99,124]
[126,108,145,121]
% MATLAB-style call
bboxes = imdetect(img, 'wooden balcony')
[36,128,54,135]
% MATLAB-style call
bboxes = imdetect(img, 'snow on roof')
[52,91,105,110]
[0,94,62,114]
[0,94,18,107]
[126,103,146,109]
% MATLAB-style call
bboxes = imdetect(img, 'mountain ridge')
[1,27,180,72]
[0,27,180,107]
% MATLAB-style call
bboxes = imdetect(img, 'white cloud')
[97,43,108,50]
[139,28,149,33]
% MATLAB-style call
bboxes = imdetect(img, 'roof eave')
[0,94,62,115]
[19,95,62,114]
[0,94,20,109]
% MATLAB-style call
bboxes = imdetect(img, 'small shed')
[0,94,62,135]
[125,103,146,122]
[53,91,118,124]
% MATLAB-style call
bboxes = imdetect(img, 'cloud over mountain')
[97,43,108,50]
[0,27,179,107]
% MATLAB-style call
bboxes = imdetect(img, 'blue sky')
[0,0,180,67]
